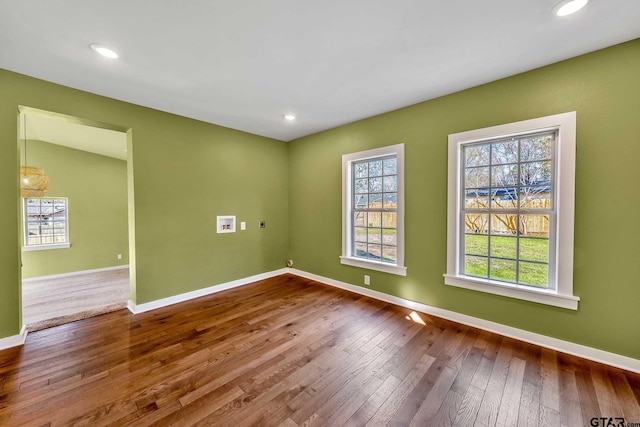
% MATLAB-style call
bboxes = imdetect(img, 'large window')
[445,112,579,309]
[341,144,406,276]
[23,197,70,250]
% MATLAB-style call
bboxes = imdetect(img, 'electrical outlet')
[259,220,266,228]
[240,221,246,230]
[364,275,370,285]
[117,254,123,260]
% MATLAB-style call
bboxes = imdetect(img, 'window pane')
[383,175,397,192]
[490,235,516,259]
[490,259,517,282]
[465,145,490,167]
[520,161,551,185]
[491,164,518,187]
[382,212,396,228]
[490,189,517,209]
[465,213,489,234]
[491,214,517,235]
[354,194,367,209]
[27,223,40,236]
[520,135,552,162]
[465,190,489,209]
[465,256,488,277]
[382,246,397,263]
[355,242,367,258]
[354,227,367,242]
[354,212,366,227]
[520,186,551,209]
[491,140,518,164]
[519,237,548,263]
[368,244,382,260]
[355,178,368,193]
[465,167,489,189]
[382,229,397,246]
[368,228,382,244]
[367,212,381,227]
[383,158,397,175]
[519,214,549,238]
[383,193,397,209]
[369,160,383,177]
[369,177,382,192]
[519,262,549,287]
[465,234,488,256]
[368,193,382,209]
[355,162,368,178]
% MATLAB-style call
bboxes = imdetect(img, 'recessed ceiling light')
[554,0,589,16]
[90,43,119,59]
[284,114,296,121]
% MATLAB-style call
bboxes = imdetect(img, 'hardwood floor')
[0,274,638,426]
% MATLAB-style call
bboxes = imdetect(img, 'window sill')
[23,243,71,252]
[443,274,579,310]
[340,256,407,276]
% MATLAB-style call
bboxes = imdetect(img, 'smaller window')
[341,144,406,276]
[23,197,70,251]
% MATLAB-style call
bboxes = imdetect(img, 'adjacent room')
[0,0,639,425]
[19,110,130,331]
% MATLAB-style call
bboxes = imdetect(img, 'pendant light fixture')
[20,115,49,197]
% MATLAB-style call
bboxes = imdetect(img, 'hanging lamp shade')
[20,114,50,198]
[20,166,49,197]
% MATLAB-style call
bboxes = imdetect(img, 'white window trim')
[444,112,579,310]
[341,143,406,276]
[22,197,71,251]
[22,243,70,251]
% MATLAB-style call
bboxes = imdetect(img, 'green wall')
[21,140,128,279]
[0,69,289,338]
[288,39,640,360]
[1,40,638,361]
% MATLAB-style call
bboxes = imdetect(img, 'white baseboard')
[0,325,27,351]
[22,265,129,283]
[289,268,640,374]
[128,268,289,314]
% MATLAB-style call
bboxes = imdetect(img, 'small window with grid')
[353,155,398,264]
[341,143,406,276]
[23,197,69,250]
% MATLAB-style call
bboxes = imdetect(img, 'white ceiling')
[1,1,639,142]
[20,114,127,160]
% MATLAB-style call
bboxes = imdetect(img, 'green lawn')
[464,234,549,287]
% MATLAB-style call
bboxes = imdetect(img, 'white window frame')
[444,112,579,310]
[341,143,406,276]
[23,197,71,251]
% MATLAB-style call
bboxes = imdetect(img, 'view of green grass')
[464,234,549,287]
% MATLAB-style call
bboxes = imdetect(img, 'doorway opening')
[18,107,134,331]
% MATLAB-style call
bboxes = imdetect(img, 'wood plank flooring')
[0,274,638,426]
